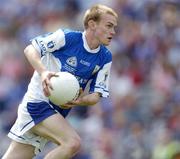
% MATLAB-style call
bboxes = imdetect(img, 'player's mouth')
[107,37,112,41]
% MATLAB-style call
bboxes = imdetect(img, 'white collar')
[82,31,100,53]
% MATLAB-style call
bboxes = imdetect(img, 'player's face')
[94,13,117,46]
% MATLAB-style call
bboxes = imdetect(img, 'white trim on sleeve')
[31,29,65,56]
[94,62,112,97]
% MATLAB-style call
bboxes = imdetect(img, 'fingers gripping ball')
[49,72,80,105]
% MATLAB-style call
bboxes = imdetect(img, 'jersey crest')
[66,56,77,67]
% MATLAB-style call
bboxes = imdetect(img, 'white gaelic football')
[49,72,80,105]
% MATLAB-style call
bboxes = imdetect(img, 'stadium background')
[0,0,179,159]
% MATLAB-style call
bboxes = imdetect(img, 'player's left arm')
[71,92,101,106]
[60,90,101,109]
[62,61,112,108]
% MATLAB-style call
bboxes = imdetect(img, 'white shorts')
[8,100,71,155]
[8,129,48,155]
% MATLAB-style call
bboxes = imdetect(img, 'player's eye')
[106,24,112,28]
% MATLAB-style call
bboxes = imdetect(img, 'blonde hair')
[83,4,118,29]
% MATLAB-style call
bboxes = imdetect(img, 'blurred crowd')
[0,0,180,159]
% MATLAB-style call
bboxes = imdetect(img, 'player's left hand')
[60,99,81,109]
[60,88,83,109]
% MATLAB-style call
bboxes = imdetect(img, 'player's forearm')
[24,44,46,75]
[77,92,101,106]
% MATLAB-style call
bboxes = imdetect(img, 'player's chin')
[103,41,111,46]
[103,39,111,46]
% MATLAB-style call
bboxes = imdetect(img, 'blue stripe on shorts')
[27,101,71,125]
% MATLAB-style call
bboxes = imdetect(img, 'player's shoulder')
[100,45,112,62]
[60,29,82,46]
[62,29,82,39]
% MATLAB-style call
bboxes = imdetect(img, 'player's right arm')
[24,44,46,75]
[24,44,55,97]
[24,29,66,96]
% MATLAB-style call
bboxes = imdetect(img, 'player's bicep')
[90,62,112,97]
[31,29,65,56]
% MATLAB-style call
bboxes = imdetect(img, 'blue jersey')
[31,29,112,98]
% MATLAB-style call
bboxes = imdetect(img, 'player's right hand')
[40,71,57,97]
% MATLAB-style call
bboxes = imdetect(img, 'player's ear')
[88,20,97,30]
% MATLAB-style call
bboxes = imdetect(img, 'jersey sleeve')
[89,61,112,98]
[31,29,65,56]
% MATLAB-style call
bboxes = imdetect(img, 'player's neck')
[85,31,100,50]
